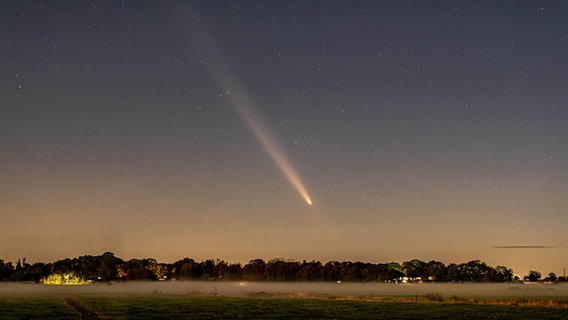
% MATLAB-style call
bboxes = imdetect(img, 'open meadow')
[1,282,568,319]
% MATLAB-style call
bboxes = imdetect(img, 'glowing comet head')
[306,198,313,205]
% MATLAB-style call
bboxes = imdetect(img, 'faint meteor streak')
[34,4,69,17]
[181,54,211,65]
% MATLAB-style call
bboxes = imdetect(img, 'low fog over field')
[2,282,567,299]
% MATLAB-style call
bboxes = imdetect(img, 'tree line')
[0,252,562,284]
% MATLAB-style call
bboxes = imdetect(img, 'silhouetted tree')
[525,270,541,282]
[322,261,342,281]
[387,262,404,280]
[200,259,221,280]
[403,259,427,278]
[446,263,460,282]
[0,260,14,281]
[266,259,299,281]
[21,262,50,283]
[461,260,491,282]
[425,260,447,282]
[354,262,377,282]
[216,260,242,280]
[299,261,323,281]
[123,259,155,280]
[243,259,266,281]
[8,258,30,281]
[172,258,201,280]
[491,266,514,282]
[375,263,391,282]
[52,258,74,276]
[95,252,123,280]
[545,272,557,282]
[446,260,495,282]
[0,254,521,284]
[73,255,96,280]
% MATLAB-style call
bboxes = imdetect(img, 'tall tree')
[172,258,201,280]
[526,270,541,282]
[387,262,404,280]
[425,260,447,282]
[491,266,514,282]
[402,259,427,278]
[243,259,266,281]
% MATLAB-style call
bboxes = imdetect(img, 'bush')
[424,292,444,302]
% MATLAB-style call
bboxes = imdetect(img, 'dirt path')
[64,298,107,320]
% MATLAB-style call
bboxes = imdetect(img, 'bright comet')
[192,27,313,206]
[217,76,314,206]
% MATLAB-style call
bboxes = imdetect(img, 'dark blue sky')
[1,1,567,275]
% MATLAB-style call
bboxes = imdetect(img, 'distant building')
[394,276,422,284]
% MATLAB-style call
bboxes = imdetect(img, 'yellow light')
[42,273,92,285]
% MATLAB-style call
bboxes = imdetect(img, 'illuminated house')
[42,273,92,285]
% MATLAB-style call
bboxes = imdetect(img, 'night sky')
[2,1,567,276]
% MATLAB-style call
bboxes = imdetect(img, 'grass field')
[0,297,79,319]
[2,282,568,319]
[2,295,568,319]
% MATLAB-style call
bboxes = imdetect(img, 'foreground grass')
[75,295,568,319]
[2,295,568,319]
[0,297,79,319]
[4,295,568,319]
